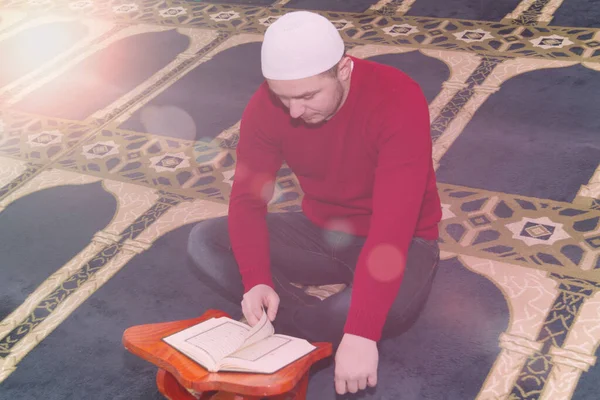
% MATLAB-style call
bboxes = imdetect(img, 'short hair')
[320,52,347,78]
[322,62,339,77]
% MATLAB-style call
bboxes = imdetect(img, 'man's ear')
[337,56,353,81]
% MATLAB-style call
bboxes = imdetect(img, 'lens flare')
[323,219,354,248]
[248,174,274,203]
[139,105,196,140]
[366,244,405,282]
[261,180,275,203]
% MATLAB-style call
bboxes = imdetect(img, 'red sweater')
[228,56,442,341]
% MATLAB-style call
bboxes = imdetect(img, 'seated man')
[188,10,442,396]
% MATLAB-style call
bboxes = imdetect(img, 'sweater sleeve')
[343,81,433,341]
[228,89,283,292]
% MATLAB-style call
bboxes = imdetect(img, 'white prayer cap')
[261,11,345,80]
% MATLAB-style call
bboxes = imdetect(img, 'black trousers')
[187,212,440,348]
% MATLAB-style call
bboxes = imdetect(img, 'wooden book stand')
[123,309,332,400]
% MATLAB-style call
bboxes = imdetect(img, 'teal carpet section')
[436,63,600,202]
[0,182,116,321]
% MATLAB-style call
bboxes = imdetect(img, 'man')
[188,10,442,396]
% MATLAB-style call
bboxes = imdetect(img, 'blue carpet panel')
[119,42,264,141]
[436,63,600,203]
[0,225,241,400]
[306,257,509,400]
[194,0,275,5]
[365,52,450,103]
[0,183,116,321]
[550,0,600,28]
[0,0,599,399]
[572,346,600,399]
[284,0,380,12]
[405,0,521,21]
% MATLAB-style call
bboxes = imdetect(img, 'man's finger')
[358,377,368,390]
[243,301,259,326]
[367,374,378,387]
[251,304,263,323]
[246,313,259,326]
[266,294,279,321]
[347,379,359,394]
[334,378,347,395]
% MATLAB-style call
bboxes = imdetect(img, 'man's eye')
[304,94,315,100]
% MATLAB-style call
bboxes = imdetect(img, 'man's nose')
[289,99,305,119]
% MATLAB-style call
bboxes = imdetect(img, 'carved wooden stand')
[123,309,332,400]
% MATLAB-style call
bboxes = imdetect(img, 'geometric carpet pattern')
[0,0,599,399]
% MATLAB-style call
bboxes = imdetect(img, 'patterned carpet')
[0,0,599,399]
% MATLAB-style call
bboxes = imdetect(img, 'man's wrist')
[343,333,377,345]
[242,274,275,293]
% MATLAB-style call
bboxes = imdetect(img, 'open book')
[162,310,316,374]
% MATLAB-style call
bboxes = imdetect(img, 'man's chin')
[302,115,325,125]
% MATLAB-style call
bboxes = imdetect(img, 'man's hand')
[241,284,280,326]
[334,333,378,395]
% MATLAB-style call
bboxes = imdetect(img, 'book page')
[219,334,316,374]
[163,317,250,371]
[239,309,274,350]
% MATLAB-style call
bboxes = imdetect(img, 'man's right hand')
[241,284,280,326]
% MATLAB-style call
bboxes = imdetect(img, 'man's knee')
[188,217,227,262]
[187,218,232,278]
[289,288,351,345]
[187,217,244,302]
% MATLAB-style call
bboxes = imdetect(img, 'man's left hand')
[334,333,378,395]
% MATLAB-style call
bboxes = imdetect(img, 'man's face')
[267,59,351,125]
